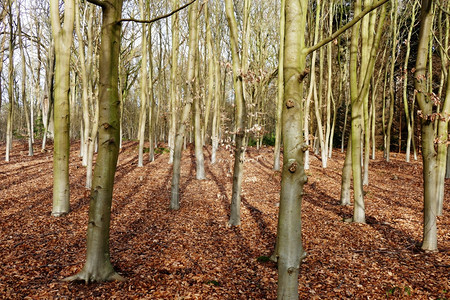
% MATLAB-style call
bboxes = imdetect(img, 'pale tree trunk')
[18,10,33,156]
[436,1,450,216]
[325,1,334,160]
[65,0,124,283]
[41,43,55,152]
[202,1,214,147]
[303,2,321,171]
[137,0,148,168]
[148,26,155,162]
[168,0,179,165]
[0,27,6,113]
[211,58,221,164]
[50,0,75,216]
[193,23,205,180]
[386,1,398,162]
[340,139,352,206]
[362,2,376,186]
[75,0,91,167]
[85,93,99,189]
[403,1,418,163]
[349,0,365,223]
[273,0,285,171]
[276,1,307,297]
[225,0,247,226]
[446,145,450,179]
[349,0,386,223]
[170,1,198,210]
[5,0,13,162]
[415,0,438,251]
[311,0,327,168]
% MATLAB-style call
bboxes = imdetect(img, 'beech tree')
[65,0,124,282]
[224,0,248,226]
[50,0,75,216]
[170,0,199,210]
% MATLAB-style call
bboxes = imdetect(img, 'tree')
[65,0,125,282]
[170,0,199,210]
[5,0,14,162]
[50,0,75,216]
[273,0,285,171]
[137,0,149,168]
[225,0,249,226]
[414,0,438,251]
[168,0,179,165]
[275,0,308,297]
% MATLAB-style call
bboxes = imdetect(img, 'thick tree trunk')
[276,1,308,298]
[50,0,75,216]
[65,0,124,282]
[349,0,365,223]
[415,0,438,251]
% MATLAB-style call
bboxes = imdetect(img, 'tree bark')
[168,0,179,165]
[276,1,308,298]
[273,0,285,171]
[50,0,75,216]
[65,0,125,282]
[170,0,198,210]
[137,0,148,168]
[225,0,247,226]
[415,0,438,251]
[5,0,14,162]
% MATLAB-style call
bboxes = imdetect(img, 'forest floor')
[0,140,448,299]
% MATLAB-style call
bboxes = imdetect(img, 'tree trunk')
[386,2,398,162]
[170,0,198,210]
[276,1,308,298]
[445,145,450,179]
[273,0,285,171]
[18,10,33,156]
[350,0,386,223]
[75,0,91,167]
[193,8,205,180]
[5,0,14,162]
[50,0,75,216]
[225,0,248,226]
[168,0,179,165]
[148,26,155,162]
[137,0,148,168]
[415,0,438,251]
[340,139,352,206]
[65,0,124,282]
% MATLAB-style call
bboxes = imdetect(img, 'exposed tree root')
[63,270,125,283]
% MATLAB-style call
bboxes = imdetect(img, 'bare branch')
[86,0,107,8]
[304,0,390,56]
[117,0,197,24]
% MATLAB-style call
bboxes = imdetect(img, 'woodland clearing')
[0,141,448,299]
